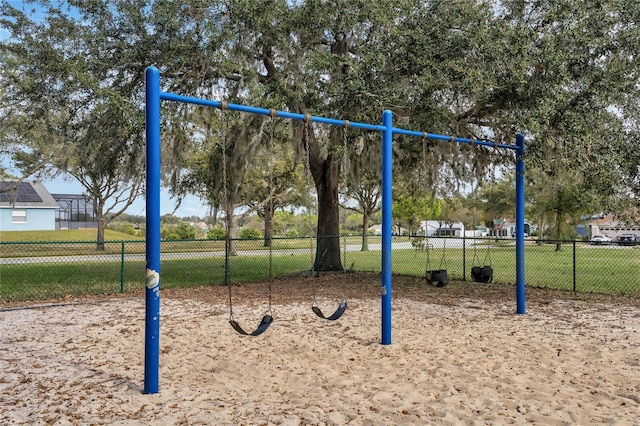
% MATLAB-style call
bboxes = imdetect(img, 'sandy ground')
[1,273,640,425]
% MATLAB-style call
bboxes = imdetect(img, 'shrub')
[107,221,140,236]
[175,222,196,240]
[239,227,262,240]
[207,224,226,239]
[161,222,196,240]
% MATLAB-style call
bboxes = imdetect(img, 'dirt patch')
[3,272,637,312]
[161,272,640,311]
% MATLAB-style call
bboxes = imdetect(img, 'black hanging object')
[312,301,347,321]
[229,315,273,337]
[471,266,493,283]
[471,266,482,282]
[426,269,449,287]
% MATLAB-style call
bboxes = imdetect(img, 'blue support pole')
[515,133,526,314]
[381,110,393,345]
[144,66,161,394]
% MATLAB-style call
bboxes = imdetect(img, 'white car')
[590,234,612,245]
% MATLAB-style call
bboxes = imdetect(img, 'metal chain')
[266,110,277,314]
[220,104,235,322]
[303,116,319,307]
[422,134,432,275]
[340,122,349,302]
[303,116,314,272]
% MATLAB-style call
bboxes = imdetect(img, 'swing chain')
[439,236,448,271]
[340,122,349,302]
[219,106,235,322]
[266,113,277,315]
[303,115,315,273]
[302,116,320,309]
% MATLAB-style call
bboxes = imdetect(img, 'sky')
[1,1,210,218]
[0,158,210,217]
[44,176,210,218]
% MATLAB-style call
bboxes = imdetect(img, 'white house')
[589,214,640,241]
[497,218,533,237]
[0,180,60,231]
[418,220,465,237]
[368,224,382,236]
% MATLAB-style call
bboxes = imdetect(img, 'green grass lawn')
[1,237,638,302]
[0,228,138,242]
[0,230,326,258]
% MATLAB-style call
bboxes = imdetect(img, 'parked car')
[590,234,612,245]
[617,234,637,246]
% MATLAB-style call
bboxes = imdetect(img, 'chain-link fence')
[1,236,638,303]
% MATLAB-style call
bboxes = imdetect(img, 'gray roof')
[0,179,60,209]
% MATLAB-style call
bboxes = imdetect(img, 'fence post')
[462,234,466,281]
[120,241,125,294]
[573,240,577,292]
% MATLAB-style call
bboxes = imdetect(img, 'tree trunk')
[361,212,370,251]
[536,214,546,245]
[554,211,564,252]
[95,202,105,251]
[263,202,273,247]
[96,218,106,251]
[209,204,218,227]
[300,118,344,273]
[314,156,343,272]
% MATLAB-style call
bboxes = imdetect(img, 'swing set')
[143,66,526,394]
[223,110,347,336]
[221,107,275,336]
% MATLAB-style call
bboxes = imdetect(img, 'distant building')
[497,219,532,237]
[418,220,465,237]
[0,180,60,231]
[465,225,489,238]
[368,224,382,236]
[51,193,98,230]
[589,215,640,241]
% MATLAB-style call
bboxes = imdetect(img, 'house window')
[12,209,27,223]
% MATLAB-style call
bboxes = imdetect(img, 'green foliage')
[3,0,640,257]
[344,212,364,232]
[106,221,142,237]
[161,222,196,240]
[161,214,181,225]
[176,222,197,240]
[1,0,147,244]
[272,211,296,235]
[238,227,263,240]
[393,193,442,233]
[207,224,226,240]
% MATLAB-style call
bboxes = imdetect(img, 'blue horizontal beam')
[159,91,519,151]
[392,127,516,150]
[160,92,384,132]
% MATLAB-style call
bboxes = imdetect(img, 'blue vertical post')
[381,110,393,344]
[144,66,161,394]
[515,133,526,314]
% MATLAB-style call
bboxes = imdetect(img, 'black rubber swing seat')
[426,269,449,287]
[229,314,273,337]
[471,266,493,283]
[312,301,348,321]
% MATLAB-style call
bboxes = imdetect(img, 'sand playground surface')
[1,273,640,425]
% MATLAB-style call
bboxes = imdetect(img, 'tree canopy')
[1,0,639,260]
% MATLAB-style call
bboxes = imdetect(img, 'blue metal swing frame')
[143,65,526,394]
